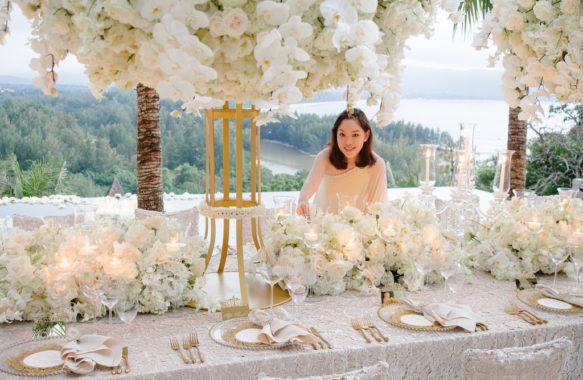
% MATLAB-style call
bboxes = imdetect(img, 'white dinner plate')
[537,298,573,310]
[235,328,263,344]
[400,314,434,327]
[23,350,63,369]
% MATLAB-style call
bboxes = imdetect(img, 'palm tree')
[136,83,164,211]
[459,0,527,194]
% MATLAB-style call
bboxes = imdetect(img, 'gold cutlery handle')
[373,326,389,342]
[310,327,333,349]
[195,346,204,363]
[367,327,382,342]
[177,348,189,364]
[356,328,371,343]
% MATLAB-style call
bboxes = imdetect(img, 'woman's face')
[336,119,370,163]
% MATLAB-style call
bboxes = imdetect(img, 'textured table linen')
[1,272,582,380]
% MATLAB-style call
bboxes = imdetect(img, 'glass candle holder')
[459,123,476,152]
[493,150,514,200]
[420,144,437,195]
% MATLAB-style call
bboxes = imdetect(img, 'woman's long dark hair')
[329,108,376,170]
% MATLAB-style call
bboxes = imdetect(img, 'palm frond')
[453,0,493,37]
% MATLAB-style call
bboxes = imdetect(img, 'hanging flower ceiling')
[474,0,583,123]
[0,0,460,125]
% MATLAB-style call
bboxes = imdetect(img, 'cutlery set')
[351,318,389,343]
[112,346,130,374]
[505,302,548,325]
[309,326,333,350]
[170,333,204,364]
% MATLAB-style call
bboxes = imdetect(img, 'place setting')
[209,309,329,351]
[378,298,488,333]
[0,328,130,377]
[516,283,583,314]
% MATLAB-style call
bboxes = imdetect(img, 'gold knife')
[122,346,130,373]
[310,327,333,349]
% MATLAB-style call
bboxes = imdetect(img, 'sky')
[0,7,500,85]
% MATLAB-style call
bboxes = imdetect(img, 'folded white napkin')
[400,298,479,332]
[248,309,318,346]
[536,284,583,307]
[61,334,122,375]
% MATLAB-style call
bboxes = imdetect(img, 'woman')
[296,107,388,216]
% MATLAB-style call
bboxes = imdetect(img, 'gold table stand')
[200,102,289,309]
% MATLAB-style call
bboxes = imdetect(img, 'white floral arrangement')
[0,0,462,125]
[0,216,208,324]
[467,197,583,281]
[262,195,461,295]
[473,0,583,123]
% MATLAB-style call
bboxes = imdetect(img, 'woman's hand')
[296,201,311,219]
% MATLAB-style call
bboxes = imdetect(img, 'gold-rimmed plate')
[0,338,67,377]
[517,289,583,314]
[377,306,457,332]
[209,317,288,350]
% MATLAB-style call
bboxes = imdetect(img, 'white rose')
[504,11,524,31]
[257,1,290,26]
[325,260,352,281]
[533,1,554,23]
[209,12,225,36]
[516,0,534,9]
[560,0,580,14]
[223,7,248,38]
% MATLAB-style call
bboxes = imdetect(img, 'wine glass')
[548,246,568,288]
[284,277,308,318]
[257,263,284,315]
[77,271,103,320]
[412,247,434,291]
[115,294,138,347]
[569,244,583,291]
[97,280,120,327]
[439,259,458,293]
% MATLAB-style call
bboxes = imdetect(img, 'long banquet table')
[1,272,582,380]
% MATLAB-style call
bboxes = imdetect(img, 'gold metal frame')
[203,102,263,306]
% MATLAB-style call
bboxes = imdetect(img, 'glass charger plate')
[0,338,67,377]
[209,317,287,350]
[377,305,457,332]
[517,289,583,314]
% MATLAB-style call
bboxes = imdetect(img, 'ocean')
[261,98,565,175]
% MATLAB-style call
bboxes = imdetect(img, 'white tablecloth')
[0,272,581,379]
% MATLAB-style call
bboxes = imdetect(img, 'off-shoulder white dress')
[298,147,388,214]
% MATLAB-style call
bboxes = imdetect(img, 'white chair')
[256,361,390,380]
[462,337,572,380]
[134,207,199,237]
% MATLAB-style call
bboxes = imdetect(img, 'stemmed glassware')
[412,247,435,291]
[569,244,583,291]
[97,279,121,327]
[284,275,308,318]
[115,293,138,346]
[548,246,568,288]
[257,249,283,315]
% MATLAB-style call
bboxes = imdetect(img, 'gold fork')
[170,337,189,364]
[363,317,389,342]
[190,333,204,363]
[351,319,372,343]
[183,336,195,364]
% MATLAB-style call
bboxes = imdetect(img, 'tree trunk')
[507,106,527,196]
[136,83,164,211]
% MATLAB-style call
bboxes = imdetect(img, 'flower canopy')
[0,0,461,125]
[474,0,583,122]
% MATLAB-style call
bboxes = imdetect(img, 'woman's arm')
[367,154,388,205]
[296,149,328,216]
